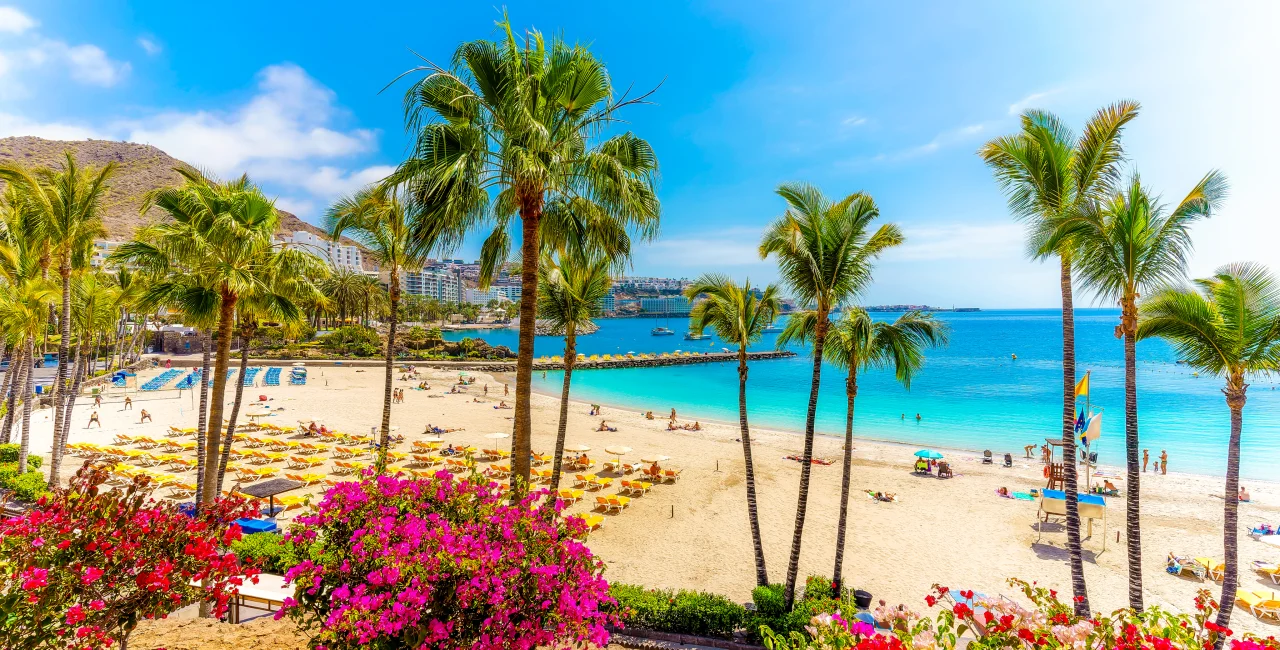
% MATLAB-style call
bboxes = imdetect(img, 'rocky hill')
[0,136,334,242]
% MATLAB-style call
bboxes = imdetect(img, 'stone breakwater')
[435,350,796,372]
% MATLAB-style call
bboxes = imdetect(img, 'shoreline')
[527,377,1235,484]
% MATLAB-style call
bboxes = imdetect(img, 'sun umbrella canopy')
[914,449,944,459]
[484,432,510,439]
[564,444,591,453]
[605,445,632,455]
[640,455,671,463]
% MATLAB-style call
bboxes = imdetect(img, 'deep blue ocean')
[445,310,1280,479]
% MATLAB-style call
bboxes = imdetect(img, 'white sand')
[25,364,1280,634]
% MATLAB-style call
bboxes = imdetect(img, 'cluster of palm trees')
[983,101,1278,637]
[0,154,154,483]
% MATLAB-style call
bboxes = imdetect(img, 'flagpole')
[1085,371,1092,492]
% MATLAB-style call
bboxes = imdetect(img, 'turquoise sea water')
[445,310,1280,480]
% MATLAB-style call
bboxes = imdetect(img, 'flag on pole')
[1083,412,1102,444]
[1075,373,1090,398]
[1074,409,1086,437]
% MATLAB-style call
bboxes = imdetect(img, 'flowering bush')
[277,472,615,649]
[760,579,1280,650]
[0,462,259,649]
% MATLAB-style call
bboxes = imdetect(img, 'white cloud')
[0,112,104,140]
[124,64,376,179]
[62,43,129,86]
[0,6,35,34]
[841,115,867,127]
[1007,89,1061,116]
[886,222,1024,262]
[866,122,991,163]
[0,9,129,88]
[137,37,161,56]
[0,63,387,222]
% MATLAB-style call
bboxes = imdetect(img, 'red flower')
[21,567,48,590]
[953,603,973,618]
[925,595,937,607]
[65,604,85,625]
[961,590,974,600]
[81,566,104,585]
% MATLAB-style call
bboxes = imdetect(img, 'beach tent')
[1036,490,1107,551]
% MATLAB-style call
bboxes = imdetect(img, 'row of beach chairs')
[141,369,183,391]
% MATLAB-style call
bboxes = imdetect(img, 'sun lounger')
[606,495,631,513]
[1194,557,1225,582]
[1253,561,1280,584]
[1167,553,1207,580]
[594,496,611,511]
[589,477,613,491]
[1236,590,1280,620]
[570,513,604,531]
[557,488,583,504]
[662,469,682,483]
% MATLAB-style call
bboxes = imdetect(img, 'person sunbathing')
[495,401,512,409]
[645,411,654,420]
[308,422,320,435]
[996,487,1011,498]
[576,453,590,466]
[1241,486,1252,502]
[691,421,701,431]
[647,462,662,478]
[597,420,617,432]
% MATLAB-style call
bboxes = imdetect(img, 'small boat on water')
[761,325,783,333]
[683,331,709,340]
[651,327,675,336]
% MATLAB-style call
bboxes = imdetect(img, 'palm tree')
[113,168,326,504]
[320,268,367,326]
[1138,263,1280,642]
[59,272,119,446]
[0,153,115,487]
[329,185,437,470]
[979,101,1140,615]
[1067,172,1227,610]
[537,249,614,497]
[0,274,56,472]
[780,308,947,592]
[685,274,781,587]
[759,182,902,609]
[390,16,661,490]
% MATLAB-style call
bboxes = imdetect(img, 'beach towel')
[1012,491,1036,501]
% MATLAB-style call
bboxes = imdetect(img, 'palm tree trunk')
[548,325,576,496]
[19,340,34,473]
[51,343,87,487]
[216,327,252,493]
[377,271,399,471]
[201,290,237,504]
[510,198,542,493]
[1123,321,1143,610]
[738,348,769,587]
[832,366,858,593]
[1214,386,1246,648]
[50,264,72,476]
[1059,257,1089,616]
[4,344,29,446]
[194,332,211,509]
[0,340,14,442]
[784,313,828,610]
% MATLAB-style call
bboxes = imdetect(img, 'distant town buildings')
[402,268,463,303]
[89,240,122,268]
[615,275,691,294]
[285,231,378,276]
[638,295,691,315]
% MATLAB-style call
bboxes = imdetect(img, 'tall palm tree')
[0,274,56,472]
[320,268,367,326]
[113,168,327,504]
[329,185,437,470]
[979,101,1139,615]
[1067,172,1227,610]
[537,249,614,496]
[759,182,902,609]
[781,308,947,592]
[390,16,661,491]
[0,153,115,487]
[59,272,119,448]
[1138,263,1280,643]
[685,274,781,587]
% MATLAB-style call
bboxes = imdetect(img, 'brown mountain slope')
[0,136,334,242]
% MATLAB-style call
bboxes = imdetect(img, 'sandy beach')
[26,363,1280,635]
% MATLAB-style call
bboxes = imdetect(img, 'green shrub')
[804,574,834,601]
[318,326,383,357]
[7,471,48,502]
[607,583,745,639]
[744,579,858,643]
[230,532,318,574]
[752,584,786,616]
[0,444,40,467]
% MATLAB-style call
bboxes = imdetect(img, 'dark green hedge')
[607,584,746,639]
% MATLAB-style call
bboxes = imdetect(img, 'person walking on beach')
[86,411,101,428]
[484,384,488,396]
[504,384,509,396]
[94,394,102,408]
[123,396,133,410]
[1024,443,1036,458]
[1142,449,1149,472]
[669,408,677,423]
[139,409,152,423]
[1160,450,1168,475]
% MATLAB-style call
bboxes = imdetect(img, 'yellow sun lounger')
[1236,590,1280,620]
[1194,557,1225,582]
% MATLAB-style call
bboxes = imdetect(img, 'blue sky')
[2,1,1277,307]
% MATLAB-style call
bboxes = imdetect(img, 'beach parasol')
[640,454,670,464]
[914,449,944,459]
[564,443,591,453]
[604,445,632,455]
[485,432,510,439]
